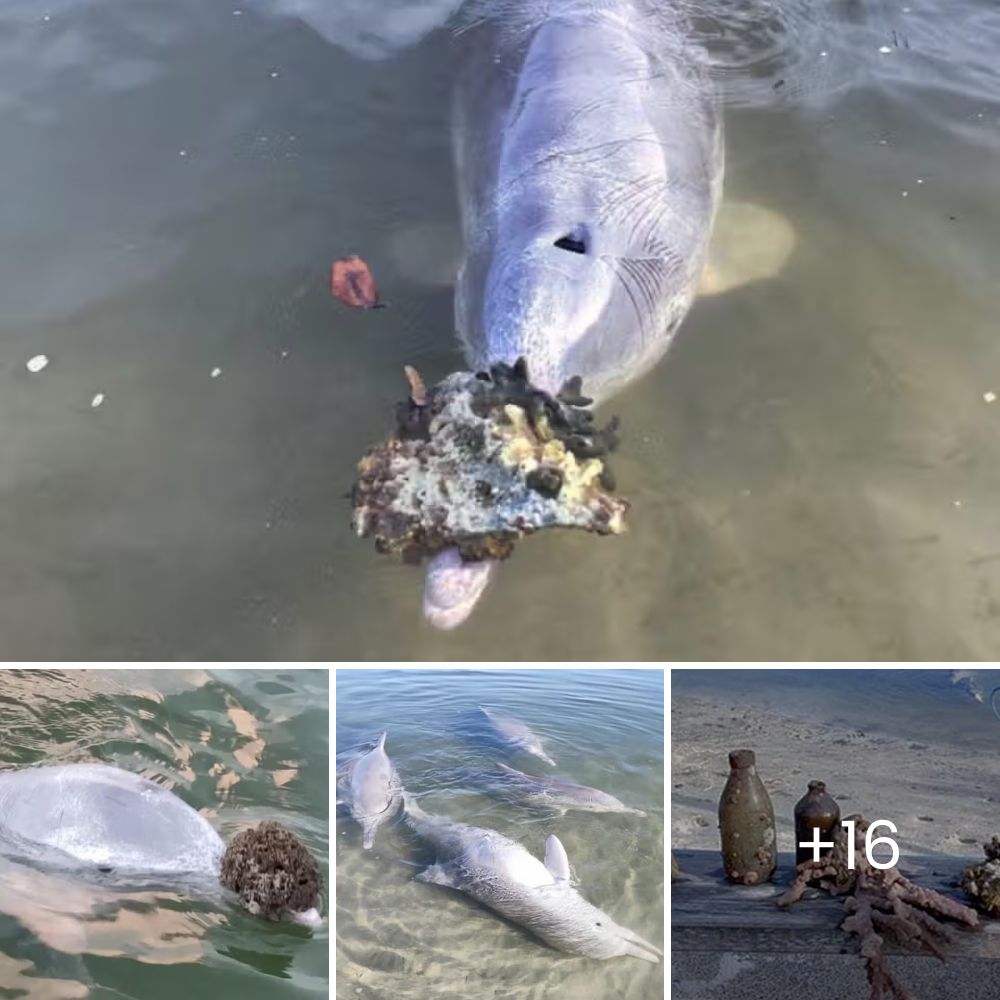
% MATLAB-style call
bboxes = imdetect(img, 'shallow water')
[672,666,1000,748]
[1,1,999,659]
[0,668,328,999]
[335,668,664,999]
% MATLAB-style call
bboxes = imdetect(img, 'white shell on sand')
[26,354,49,373]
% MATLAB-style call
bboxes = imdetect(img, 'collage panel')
[0,668,328,1000]
[671,667,1000,1000]
[336,667,664,999]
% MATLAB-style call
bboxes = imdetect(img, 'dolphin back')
[0,763,224,877]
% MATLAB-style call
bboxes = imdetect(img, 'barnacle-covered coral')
[778,815,978,1000]
[961,836,1000,918]
[352,360,628,563]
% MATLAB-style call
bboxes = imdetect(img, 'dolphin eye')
[595,921,602,927]
[554,234,587,254]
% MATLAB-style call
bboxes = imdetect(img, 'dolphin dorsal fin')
[544,834,571,884]
[377,732,387,751]
[494,762,516,773]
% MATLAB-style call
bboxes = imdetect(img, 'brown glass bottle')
[718,749,776,885]
[794,780,840,865]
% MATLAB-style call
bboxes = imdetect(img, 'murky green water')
[336,668,664,999]
[0,668,328,999]
[1,1,998,659]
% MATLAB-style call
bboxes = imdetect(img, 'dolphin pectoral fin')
[415,863,462,889]
[699,201,797,296]
[544,834,571,884]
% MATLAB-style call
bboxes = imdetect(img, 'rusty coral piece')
[330,254,384,309]
[961,835,1000,917]
[778,815,978,1000]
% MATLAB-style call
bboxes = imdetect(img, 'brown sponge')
[220,821,322,918]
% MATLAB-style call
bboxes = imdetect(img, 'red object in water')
[330,255,384,309]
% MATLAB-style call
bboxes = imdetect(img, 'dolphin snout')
[423,547,494,630]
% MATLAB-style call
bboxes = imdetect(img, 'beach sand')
[671,693,1000,862]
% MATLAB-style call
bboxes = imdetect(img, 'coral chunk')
[961,835,1000,918]
[352,361,628,563]
[778,815,978,1000]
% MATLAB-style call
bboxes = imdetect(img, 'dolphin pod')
[339,711,659,963]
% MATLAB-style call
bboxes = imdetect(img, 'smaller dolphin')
[488,762,646,817]
[403,795,661,963]
[479,707,556,766]
[342,732,402,849]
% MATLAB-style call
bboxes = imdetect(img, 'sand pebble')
[878,45,892,54]
[178,149,188,157]
[26,354,49,373]
[953,500,963,508]
[984,391,996,403]
[91,393,104,408]
[210,367,222,378]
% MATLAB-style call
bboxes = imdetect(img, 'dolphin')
[343,732,403,849]
[403,794,662,962]
[479,706,556,766]
[487,761,647,816]
[0,763,324,926]
[422,0,725,628]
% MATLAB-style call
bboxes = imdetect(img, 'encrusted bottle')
[794,780,840,866]
[718,749,776,885]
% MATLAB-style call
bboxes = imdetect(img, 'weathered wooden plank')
[672,849,1000,959]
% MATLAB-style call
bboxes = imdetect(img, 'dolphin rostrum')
[479,707,556,766]
[344,732,402,849]
[403,795,662,962]
[488,762,646,816]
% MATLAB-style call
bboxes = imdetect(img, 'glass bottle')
[718,749,776,885]
[794,780,840,865]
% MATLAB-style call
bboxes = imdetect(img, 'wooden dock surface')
[672,848,1000,959]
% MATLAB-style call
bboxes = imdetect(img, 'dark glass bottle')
[794,780,841,865]
[718,749,776,885]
